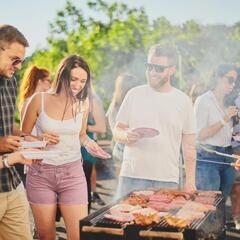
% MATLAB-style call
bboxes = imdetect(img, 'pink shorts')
[26,160,88,205]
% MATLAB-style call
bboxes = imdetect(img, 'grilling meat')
[122,194,149,207]
[104,213,135,222]
[164,215,190,228]
[103,189,218,226]
[133,213,161,225]
[110,204,142,215]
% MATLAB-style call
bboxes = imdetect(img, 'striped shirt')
[0,76,21,192]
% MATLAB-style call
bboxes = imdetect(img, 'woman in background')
[106,73,138,176]
[19,65,51,121]
[18,65,51,185]
[81,89,106,212]
[194,64,238,199]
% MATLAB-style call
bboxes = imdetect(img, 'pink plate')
[85,147,111,159]
[132,127,159,138]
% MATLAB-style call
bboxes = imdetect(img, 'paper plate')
[85,147,111,159]
[132,127,159,138]
[20,141,48,149]
[20,150,61,159]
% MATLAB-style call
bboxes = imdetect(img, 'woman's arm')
[198,106,238,140]
[21,94,40,134]
[87,97,106,134]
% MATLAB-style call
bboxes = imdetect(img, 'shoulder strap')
[41,92,45,113]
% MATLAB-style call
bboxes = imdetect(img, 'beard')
[148,76,169,90]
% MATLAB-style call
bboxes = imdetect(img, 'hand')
[235,159,240,171]
[41,132,59,145]
[23,135,39,142]
[7,152,40,166]
[125,129,140,144]
[0,136,22,153]
[84,139,110,159]
[224,106,238,122]
[183,182,196,192]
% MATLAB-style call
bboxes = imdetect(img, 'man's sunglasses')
[145,63,171,73]
[0,47,25,66]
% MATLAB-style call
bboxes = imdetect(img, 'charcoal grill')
[80,192,225,240]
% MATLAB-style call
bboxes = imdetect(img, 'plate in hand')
[132,127,159,138]
[85,147,111,159]
[20,141,48,149]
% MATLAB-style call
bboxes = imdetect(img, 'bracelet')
[82,139,90,147]
[20,133,27,137]
[2,155,11,168]
[220,119,226,126]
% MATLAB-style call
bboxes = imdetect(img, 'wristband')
[20,133,27,137]
[220,119,226,126]
[2,155,11,168]
[82,139,90,147]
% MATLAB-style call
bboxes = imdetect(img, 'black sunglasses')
[145,63,171,73]
[0,46,25,66]
[225,76,236,84]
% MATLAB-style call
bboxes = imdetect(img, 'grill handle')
[82,226,124,236]
[139,230,184,239]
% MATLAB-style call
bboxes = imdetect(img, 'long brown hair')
[51,54,91,119]
[19,65,50,107]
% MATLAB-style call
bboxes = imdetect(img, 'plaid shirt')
[0,76,21,192]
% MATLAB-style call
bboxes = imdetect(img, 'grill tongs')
[198,145,240,168]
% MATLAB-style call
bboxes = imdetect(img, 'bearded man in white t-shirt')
[113,44,196,198]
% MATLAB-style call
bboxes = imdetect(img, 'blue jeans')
[116,176,178,199]
[196,145,236,198]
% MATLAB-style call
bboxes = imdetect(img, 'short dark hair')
[148,44,178,66]
[210,63,237,89]
[0,24,29,47]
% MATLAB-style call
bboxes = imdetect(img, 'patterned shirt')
[0,76,21,192]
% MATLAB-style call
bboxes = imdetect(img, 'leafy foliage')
[19,0,240,107]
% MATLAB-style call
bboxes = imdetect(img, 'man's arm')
[113,122,140,144]
[181,133,196,191]
[0,136,21,153]
[0,152,35,169]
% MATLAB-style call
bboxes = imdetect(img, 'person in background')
[17,65,51,185]
[113,44,196,198]
[189,82,206,104]
[106,73,138,176]
[22,55,105,240]
[225,68,240,225]
[194,64,238,199]
[19,65,51,120]
[0,24,34,240]
[81,89,106,212]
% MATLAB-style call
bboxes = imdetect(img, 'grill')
[80,191,225,240]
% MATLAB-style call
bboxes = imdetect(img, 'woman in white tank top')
[21,55,105,240]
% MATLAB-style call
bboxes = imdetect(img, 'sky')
[1,0,240,56]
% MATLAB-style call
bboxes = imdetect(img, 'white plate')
[20,150,61,159]
[20,141,48,149]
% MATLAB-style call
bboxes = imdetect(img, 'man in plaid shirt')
[0,25,33,240]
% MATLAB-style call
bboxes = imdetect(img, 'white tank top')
[35,93,83,165]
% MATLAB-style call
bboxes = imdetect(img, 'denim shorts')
[196,145,236,198]
[116,176,178,199]
[26,160,88,205]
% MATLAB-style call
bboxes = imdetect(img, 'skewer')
[199,145,239,159]
[197,159,240,168]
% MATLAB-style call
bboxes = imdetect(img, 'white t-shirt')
[116,84,196,183]
[194,91,232,147]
